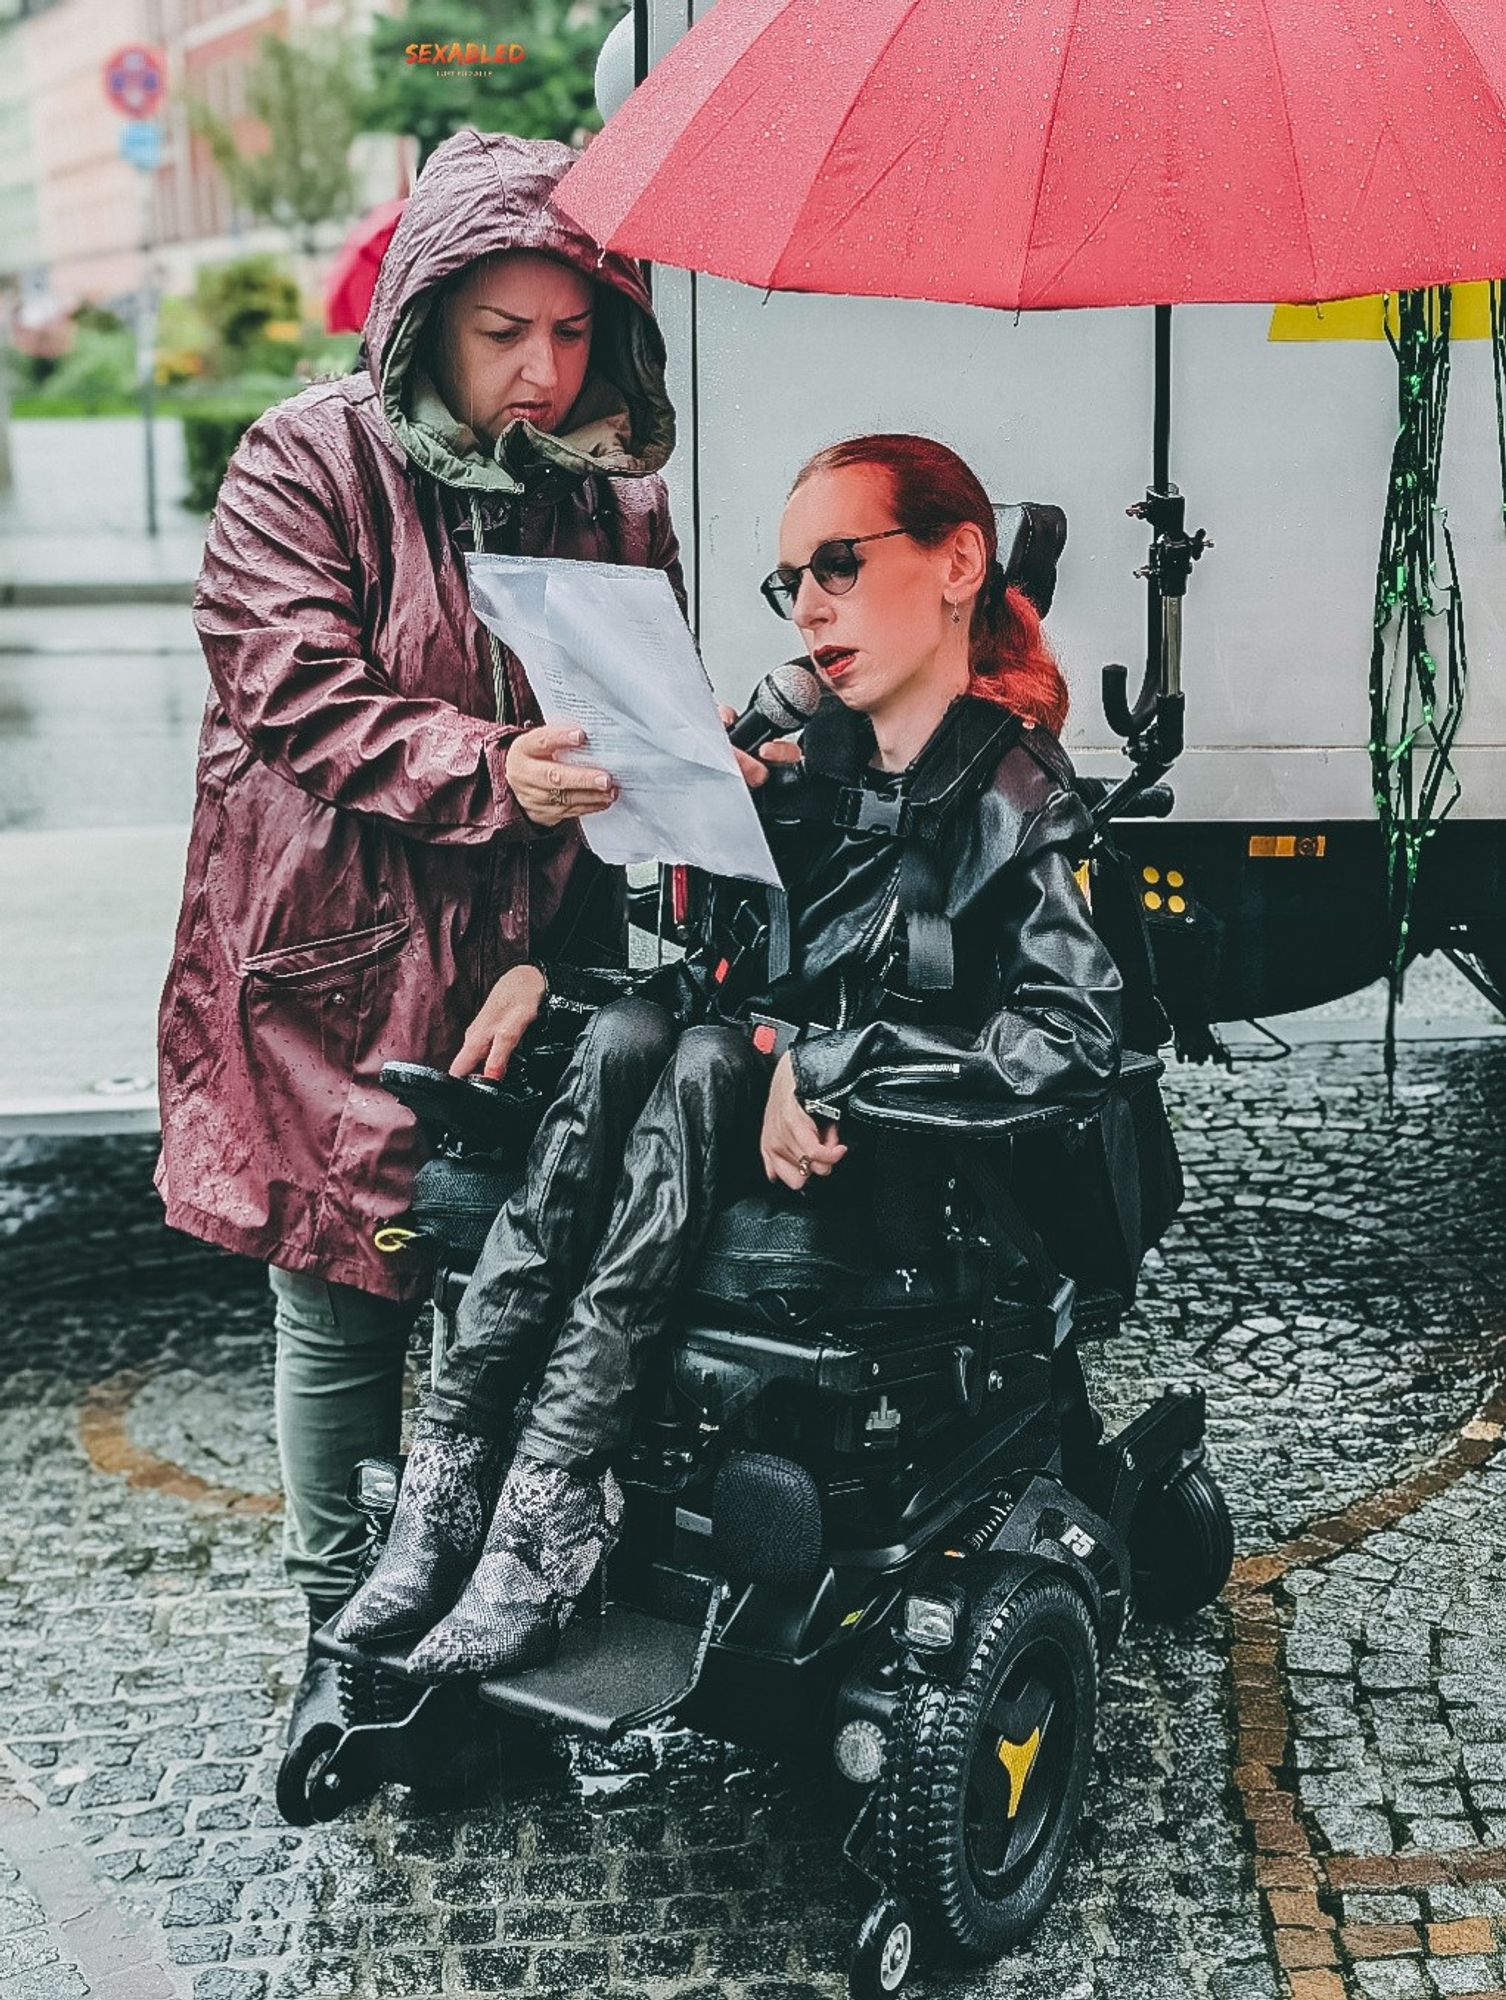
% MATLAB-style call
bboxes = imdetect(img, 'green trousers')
[268,1266,424,1607]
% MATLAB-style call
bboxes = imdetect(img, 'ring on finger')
[550,785,565,807]
[797,1156,811,1176]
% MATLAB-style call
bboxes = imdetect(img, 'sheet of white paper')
[466,554,781,887]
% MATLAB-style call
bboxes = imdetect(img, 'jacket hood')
[364,129,674,493]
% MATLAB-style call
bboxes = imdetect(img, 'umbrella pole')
[1148,303,1173,697]
[1153,300,1172,492]
[1099,304,1208,801]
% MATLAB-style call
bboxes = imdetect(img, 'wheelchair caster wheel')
[850,1894,915,1998]
[275,1725,351,1827]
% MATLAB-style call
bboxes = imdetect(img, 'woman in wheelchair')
[336,431,1122,1680]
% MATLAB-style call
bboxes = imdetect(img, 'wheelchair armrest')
[845,1050,1164,1139]
[379,1061,533,1148]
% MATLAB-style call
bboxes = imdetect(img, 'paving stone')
[2,1041,1505,2000]
[1429,1959,1505,1996]
[193,1975,269,2000]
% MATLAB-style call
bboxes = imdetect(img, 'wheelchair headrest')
[995,502,1067,618]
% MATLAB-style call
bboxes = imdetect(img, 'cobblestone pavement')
[0,1028,1503,2000]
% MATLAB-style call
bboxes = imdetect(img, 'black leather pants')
[425,996,775,1468]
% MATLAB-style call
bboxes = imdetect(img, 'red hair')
[791,434,1069,735]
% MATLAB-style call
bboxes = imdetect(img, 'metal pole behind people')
[136,162,159,538]
[103,42,167,536]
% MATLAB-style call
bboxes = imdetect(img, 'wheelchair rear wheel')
[1129,1459,1234,1621]
[878,1571,1099,1963]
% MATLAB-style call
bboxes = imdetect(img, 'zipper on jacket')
[469,494,510,993]
[469,495,512,725]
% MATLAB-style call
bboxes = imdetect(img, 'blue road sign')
[119,120,162,172]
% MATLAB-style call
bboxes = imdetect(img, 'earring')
[947,599,961,625]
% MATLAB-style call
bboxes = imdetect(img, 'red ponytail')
[971,581,1068,735]
[792,433,1070,737]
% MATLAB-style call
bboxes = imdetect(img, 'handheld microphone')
[728,659,823,751]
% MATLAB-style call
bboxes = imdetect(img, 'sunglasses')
[760,527,911,620]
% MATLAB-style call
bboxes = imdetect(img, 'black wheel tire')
[1130,1460,1234,1622]
[878,1572,1099,1963]
[275,1723,342,1827]
[849,1894,916,1998]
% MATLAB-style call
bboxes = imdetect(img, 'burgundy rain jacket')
[155,131,683,1298]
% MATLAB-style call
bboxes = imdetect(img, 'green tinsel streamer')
[1492,280,1506,533]
[1368,287,1469,1086]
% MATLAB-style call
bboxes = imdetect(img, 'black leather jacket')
[679,690,1123,1112]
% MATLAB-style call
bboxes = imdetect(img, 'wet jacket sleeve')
[194,413,538,845]
[789,789,1123,1110]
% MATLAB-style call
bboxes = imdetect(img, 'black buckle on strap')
[745,1012,802,1059]
[834,786,908,835]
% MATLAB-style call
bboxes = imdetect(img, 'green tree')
[189,33,363,255]
[361,1,624,168]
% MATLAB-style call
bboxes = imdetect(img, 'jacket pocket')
[239,916,414,1254]
[241,916,412,995]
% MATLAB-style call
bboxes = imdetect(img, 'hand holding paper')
[468,554,782,886]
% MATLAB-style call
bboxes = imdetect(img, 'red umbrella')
[558,0,1506,309]
[557,0,1506,797]
[324,197,408,336]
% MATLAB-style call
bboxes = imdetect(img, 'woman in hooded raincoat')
[154,131,706,1683]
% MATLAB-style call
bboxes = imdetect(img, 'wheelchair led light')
[349,1459,400,1517]
[834,1719,886,1784]
[901,1592,958,1652]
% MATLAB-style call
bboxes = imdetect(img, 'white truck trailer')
[600,3,1506,1044]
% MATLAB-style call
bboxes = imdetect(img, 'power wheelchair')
[278,517,1234,2000]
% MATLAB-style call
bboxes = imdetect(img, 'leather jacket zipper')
[836,860,903,1030]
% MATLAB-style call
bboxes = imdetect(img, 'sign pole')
[138,170,158,539]
[104,45,167,537]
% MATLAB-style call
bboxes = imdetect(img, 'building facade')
[0,0,411,315]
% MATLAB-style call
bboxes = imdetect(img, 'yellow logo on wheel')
[995,1727,1042,1819]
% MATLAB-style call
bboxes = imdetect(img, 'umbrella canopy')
[324,197,408,336]
[556,0,1506,310]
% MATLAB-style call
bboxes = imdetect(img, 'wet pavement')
[0,417,204,605]
[1,1019,1504,2000]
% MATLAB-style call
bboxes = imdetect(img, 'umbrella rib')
[1252,0,1320,298]
[773,0,933,282]
[1434,0,1506,144]
[1014,0,1087,302]
[1020,155,1142,306]
[783,129,937,265]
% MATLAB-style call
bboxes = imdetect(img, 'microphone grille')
[763,659,824,727]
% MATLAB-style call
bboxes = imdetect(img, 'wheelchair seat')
[689,1182,969,1328]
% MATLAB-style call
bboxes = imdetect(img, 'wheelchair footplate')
[286,1623,481,1824]
[312,1618,433,1679]
[476,1575,726,1739]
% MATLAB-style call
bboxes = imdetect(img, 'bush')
[30,328,137,411]
[72,301,128,336]
[181,386,297,512]
[296,332,360,383]
[194,255,301,364]
[154,295,213,389]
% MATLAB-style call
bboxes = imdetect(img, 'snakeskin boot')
[406,1456,624,1679]
[333,1417,504,1646]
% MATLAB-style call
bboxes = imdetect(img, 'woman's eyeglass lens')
[760,528,909,620]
